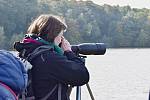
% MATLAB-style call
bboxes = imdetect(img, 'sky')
[90,0,150,9]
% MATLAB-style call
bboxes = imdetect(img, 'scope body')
[71,43,106,55]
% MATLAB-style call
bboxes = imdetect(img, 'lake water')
[70,48,150,100]
[12,49,150,100]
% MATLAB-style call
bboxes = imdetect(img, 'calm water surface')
[12,49,150,100]
[70,48,150,100]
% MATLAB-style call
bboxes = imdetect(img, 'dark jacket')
[14,42,89,100]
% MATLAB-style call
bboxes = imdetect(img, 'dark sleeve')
[64,51,85,64]
[31,51,89,86]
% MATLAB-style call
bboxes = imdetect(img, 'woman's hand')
[61,36,72,52]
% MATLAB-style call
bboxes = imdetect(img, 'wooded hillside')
[0,0,150,49]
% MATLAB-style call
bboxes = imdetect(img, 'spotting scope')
[71,43,106,55]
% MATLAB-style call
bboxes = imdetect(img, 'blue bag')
[0,82,17,100]
[0,50,28,97]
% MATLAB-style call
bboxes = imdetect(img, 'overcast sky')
[90,0,150,9]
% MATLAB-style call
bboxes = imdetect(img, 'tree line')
[0,0,150,50]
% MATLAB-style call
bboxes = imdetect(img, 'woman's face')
[54,30,64,45]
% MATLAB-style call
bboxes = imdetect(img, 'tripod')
[76,83,95,100]
[68,55,95,100]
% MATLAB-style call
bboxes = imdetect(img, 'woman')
[14,14,89,100]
